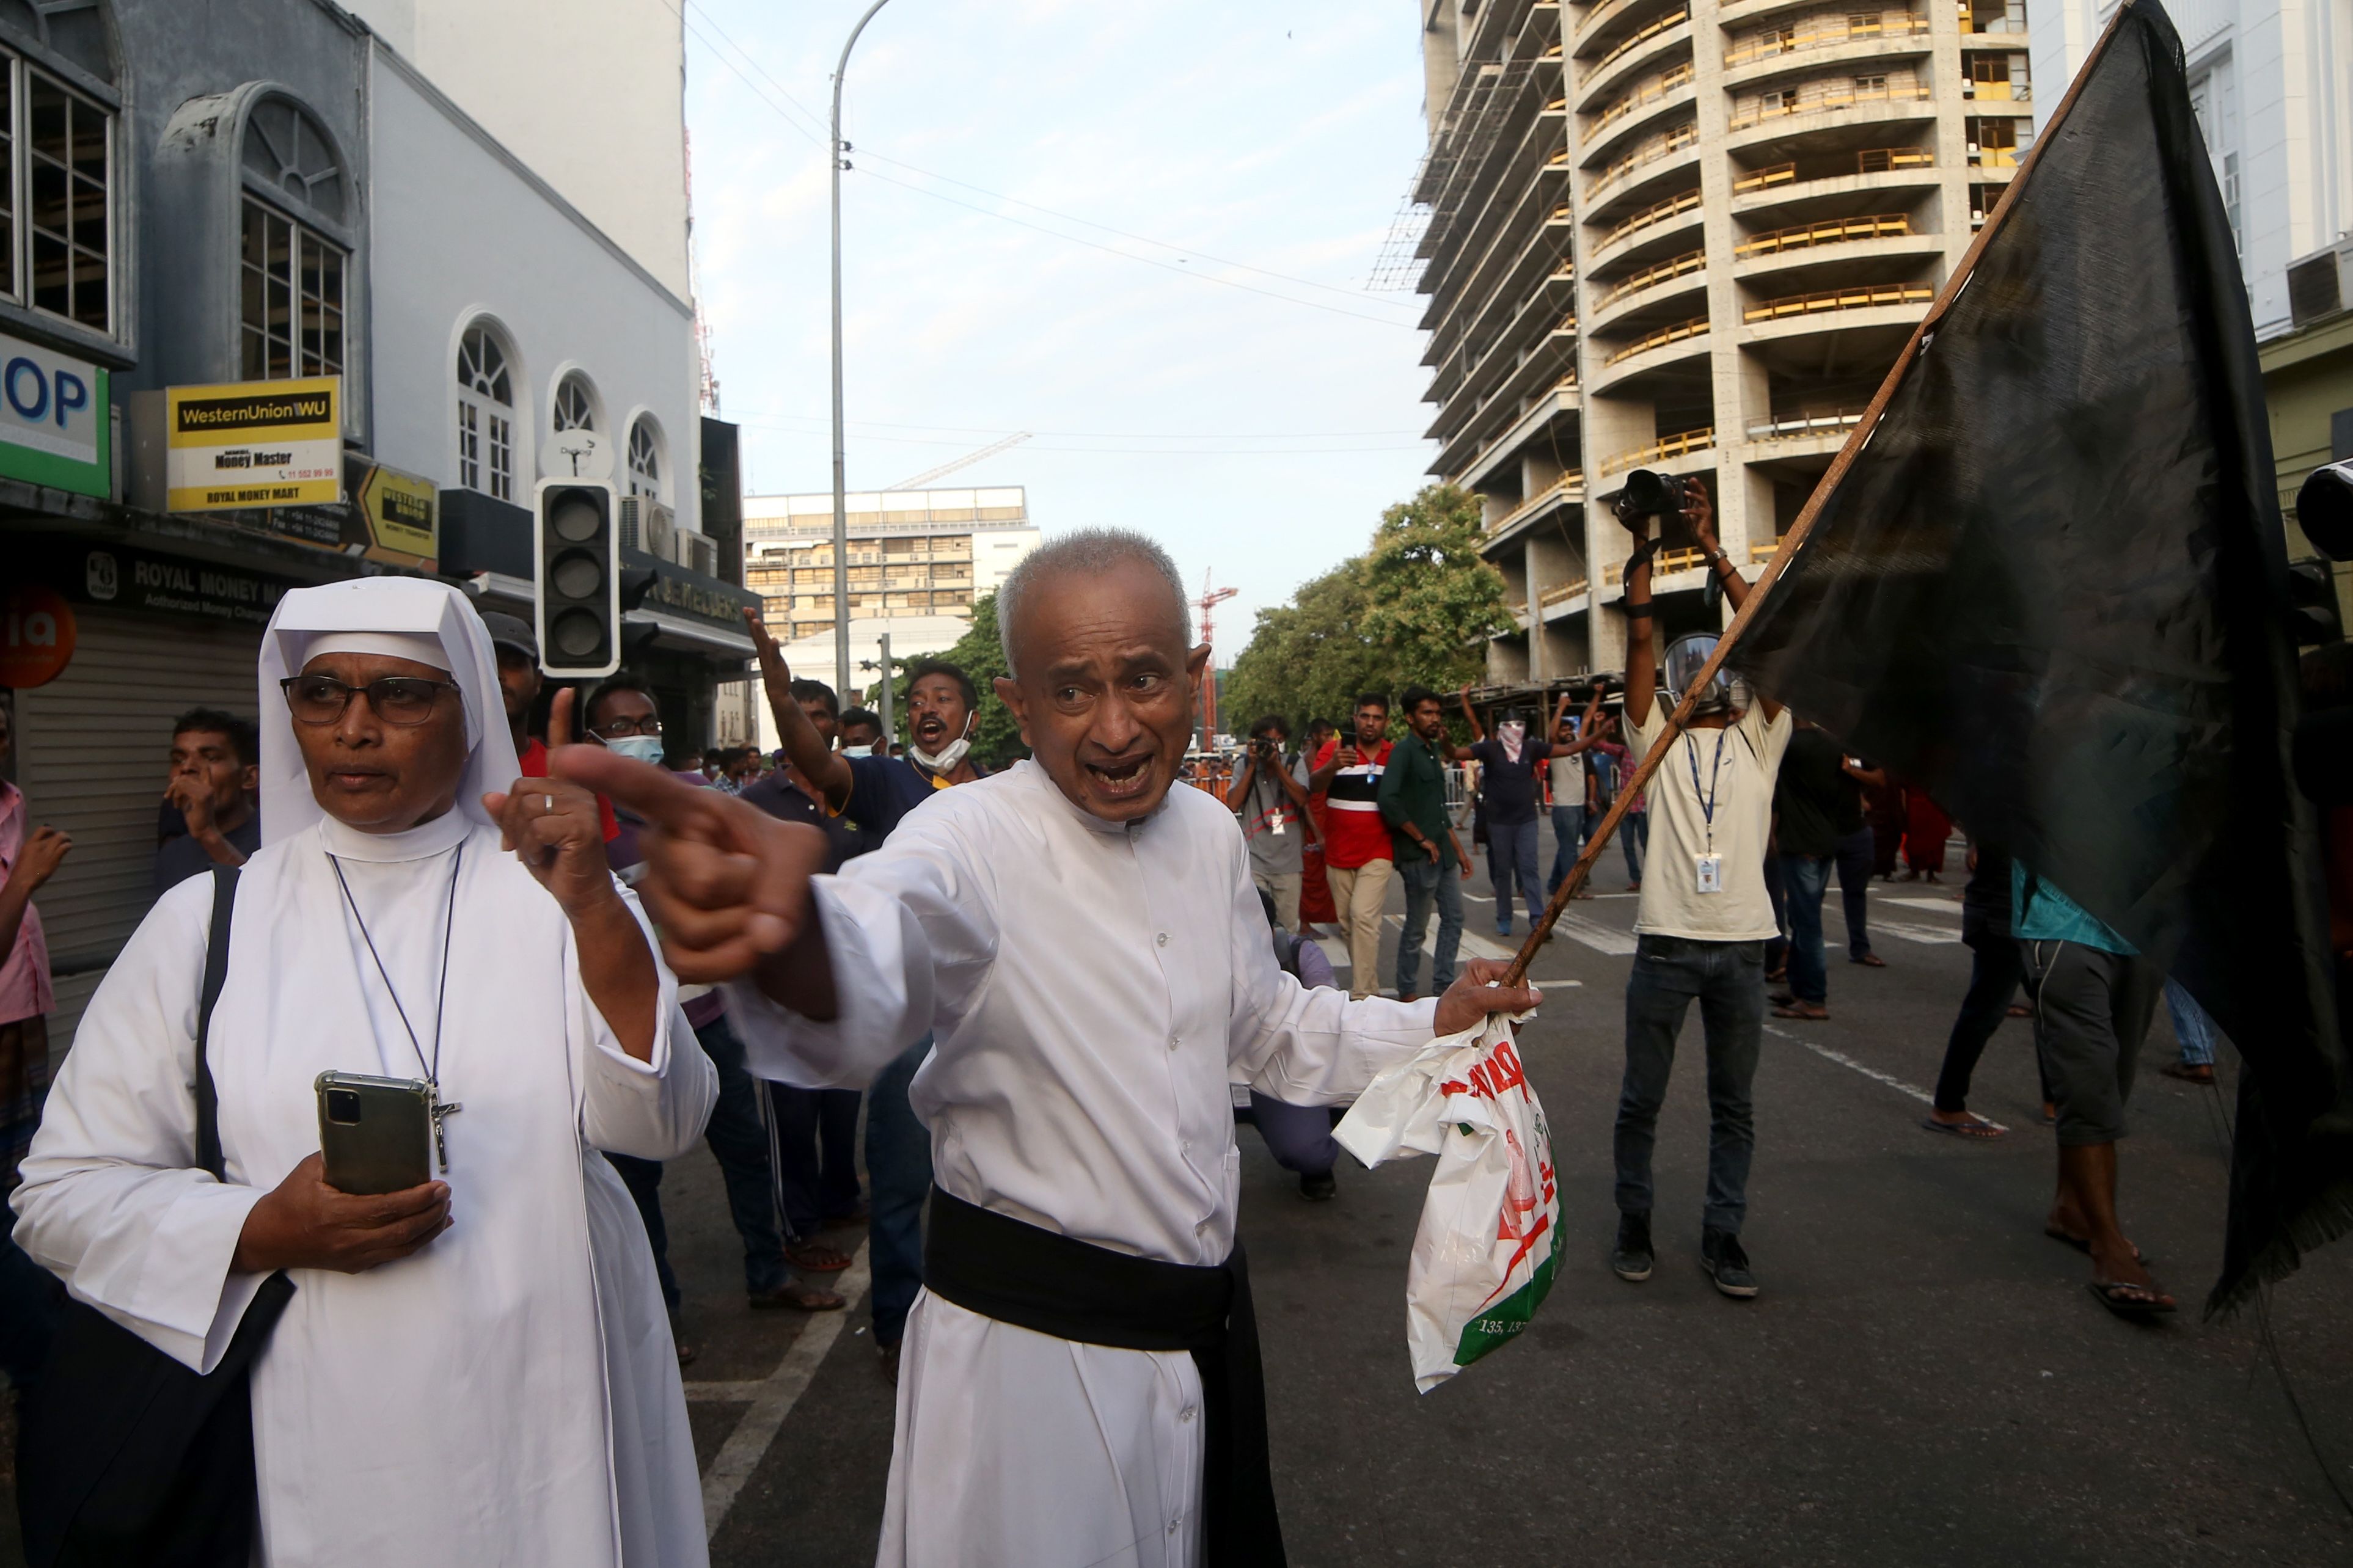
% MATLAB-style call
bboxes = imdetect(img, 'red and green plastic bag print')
[1334,1013,1561,1392]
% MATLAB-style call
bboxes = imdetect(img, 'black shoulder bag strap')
[21,865,297,1568]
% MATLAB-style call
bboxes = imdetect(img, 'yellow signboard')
[356,462,438,569]
[165,376,342,511]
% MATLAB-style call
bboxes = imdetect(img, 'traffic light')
[535,478,620,678]
[2286,558,2343,647]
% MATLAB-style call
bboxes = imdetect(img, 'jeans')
[1616,935,1766,1233]
[1395,856,1463,998]
[1488,817,1542,932]
[2164,977,2219,1067]
[769,1084,863,1239]
[1622,809,1649,884]
[1933,924,2027,1113]
[867,1036,935,1347]
[1247,1092,1340,1176]
[1780,853,1834,1005]
[1546,804,1587,896]
[610,1013,794,1304]
[1835,827,1876,957]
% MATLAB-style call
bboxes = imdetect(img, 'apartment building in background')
[742,487,1041,693]
[1407,0,2035,685]
[2030,0,2352,568]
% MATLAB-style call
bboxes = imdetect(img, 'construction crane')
[1195,570,1238,753]
[884,431,1032,491]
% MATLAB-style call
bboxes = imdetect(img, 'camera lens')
[326,1088,363,1125]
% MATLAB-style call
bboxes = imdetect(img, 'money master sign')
[166,375,342,511]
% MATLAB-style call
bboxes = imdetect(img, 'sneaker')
[1610,1212,1653,1282]
[1700,1227,1760,1299]
[1299,1170,1338,1201]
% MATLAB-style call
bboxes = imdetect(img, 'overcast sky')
[681,0,1440,662]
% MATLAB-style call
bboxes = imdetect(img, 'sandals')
[1772,1002,1829,1021]
[1850,952,1887,968]
[750,1282,847,1313]
[2007,1003,2034,1018]
[2159,1062,2216,1085]
[2045,1226,2145,1264]
[2088,1278,2177,1317]
[1920,1112,2004,1140]
[784,1239,855,1272]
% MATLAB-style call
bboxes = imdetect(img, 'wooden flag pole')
[1498,4,2133,988]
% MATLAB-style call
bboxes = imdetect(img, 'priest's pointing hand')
[551,744,834,1005]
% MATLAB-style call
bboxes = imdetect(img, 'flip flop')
[1920,1113,2004,1139]
[1772,1003,1829,1020]
[1850,952,1887,968]
[2007,1004,2034,1018]
[2159,1062,2216,1085]
[2045,1227,2145,1264]
[2088,1279,2176,1317]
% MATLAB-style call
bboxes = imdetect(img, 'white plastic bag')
[1335,1014,1560,1393]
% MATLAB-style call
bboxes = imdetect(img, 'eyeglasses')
[280,673,461,727]
[590,716,662,738]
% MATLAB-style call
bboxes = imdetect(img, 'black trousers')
[1933,925,2040,1113]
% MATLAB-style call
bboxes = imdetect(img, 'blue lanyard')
[1683,729,1727,852]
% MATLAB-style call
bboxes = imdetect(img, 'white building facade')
[2029,0,2353,338]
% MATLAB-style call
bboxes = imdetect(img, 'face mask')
[601,735,666,765]
[840,744,874,759]
[909,713,976,775]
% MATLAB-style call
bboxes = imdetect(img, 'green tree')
[1223,484,1506,743]
[864,589,1029,770]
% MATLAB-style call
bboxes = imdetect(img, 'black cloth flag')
[1728,0,2352,1311]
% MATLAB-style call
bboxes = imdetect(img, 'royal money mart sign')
[166,376,341,511]
[0,329,109,498]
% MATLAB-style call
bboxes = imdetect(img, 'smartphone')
[316,1071,434,1195]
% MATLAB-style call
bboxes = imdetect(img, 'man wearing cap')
[478,609,617,844]
[1607,478,1790,1301]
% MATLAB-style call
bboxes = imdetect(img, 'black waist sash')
[924,1187,1287,1566]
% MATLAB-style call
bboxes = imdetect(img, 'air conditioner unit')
[2287,239,2353,328]
[620,495,675,558]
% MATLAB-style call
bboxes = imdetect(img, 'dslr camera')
[1615,468,1689,525]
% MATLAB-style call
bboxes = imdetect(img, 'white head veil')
[257,578,521,845]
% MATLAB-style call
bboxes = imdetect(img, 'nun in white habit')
[12,577,716,1566]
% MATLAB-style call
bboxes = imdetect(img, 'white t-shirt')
[1548,748,1586,804]
[1625,700,1791,941]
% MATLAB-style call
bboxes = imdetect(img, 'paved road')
[659,826,2353,1565]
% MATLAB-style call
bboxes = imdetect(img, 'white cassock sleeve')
[11,876,270,1374]
[575,881,716,1161]
[723,806,998,1090]
[1227,833,1440,1103]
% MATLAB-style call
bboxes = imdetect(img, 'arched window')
[553,372,597,432]
[628,416,664,500]
[456,324,516,501]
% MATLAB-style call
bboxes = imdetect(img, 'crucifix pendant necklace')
[329,842,466,1172]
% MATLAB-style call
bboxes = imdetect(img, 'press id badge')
[1694,853,1724,894]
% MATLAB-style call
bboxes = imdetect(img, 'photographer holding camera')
[1606,472,1791,1302]
[1227,713,1318,930]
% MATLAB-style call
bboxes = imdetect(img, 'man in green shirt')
[1378,686,1471,1003]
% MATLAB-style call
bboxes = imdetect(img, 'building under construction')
[1401,0,2034,690]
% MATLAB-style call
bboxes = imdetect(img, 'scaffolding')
[1366,53,1538,292]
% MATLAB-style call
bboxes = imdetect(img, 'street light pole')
[830,0,893,700]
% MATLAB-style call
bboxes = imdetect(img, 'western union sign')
[165,376,342,511]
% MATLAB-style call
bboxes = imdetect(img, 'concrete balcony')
[1449,377,1580,489]
[1593,316,1710,390]
[1729,150,1939,221]
[1741,406,1867,461]
[1588,249,1707,331]
[1597,425,1715,480]
[1575,0,1682,54]
[1584,121,1698,213]
[1425,315,1579,445]
[1721,15,1934,89]
[1732,219,1946,285]
[1577,9,1691,106]
[1726,80,1934,140]
[1579,63,1693,166]
[1486,470,1587,543]
[1586,185,1703,272]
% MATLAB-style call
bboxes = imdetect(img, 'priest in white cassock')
[12,577,715,1566]
[560,529,1542,1568]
